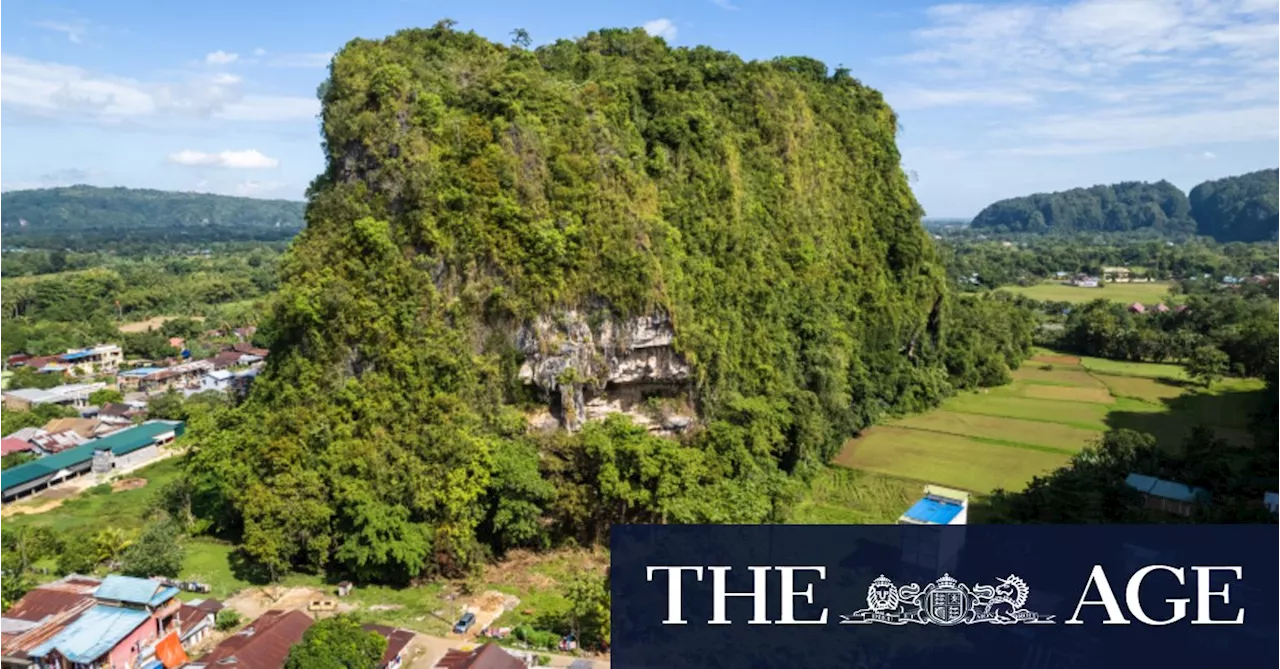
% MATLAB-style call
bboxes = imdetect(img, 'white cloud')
[642,19,678,42]
[36,21,86,44]
[710,0,739,10]
[252,47,268,57]
[0,55,319,126]
[205,50,239,65]
[168,149,280,169]
[892,0,1279,155]
[1202,151,1217,159]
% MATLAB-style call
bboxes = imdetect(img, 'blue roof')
[902,496,964,524]
[94,575,178,606]
[29,605,151,663]
[1125,473,1208,503]
[119,367,163,377]
[61,350,96,361]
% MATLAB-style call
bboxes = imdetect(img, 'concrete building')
[118,361,214,393]
[199,370,234,393]
[1102,266,1132,282]
[58,344,124,375]
[2,383,106,411]
[1125,473,1208,517]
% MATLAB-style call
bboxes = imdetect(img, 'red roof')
[196,609,313,669]
[1128,302,1146,313]
[434,643,526,669]
[1,437,34,455]
[363,625,416,667]
[0,577,101,657]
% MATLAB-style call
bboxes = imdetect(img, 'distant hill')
[970,180,1194,235]
[1188,169,1279,243]
[1,185,305,248]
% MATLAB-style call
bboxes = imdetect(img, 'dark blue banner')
[611,525,1278,669]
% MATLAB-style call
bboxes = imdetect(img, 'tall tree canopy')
[1188,169,1279,243]
[184,22,1030,581]
[970,181,1194,234]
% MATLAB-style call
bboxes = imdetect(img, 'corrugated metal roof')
[29,604,150,663]
[1,421,184,492]
[93,575,178,607]
[900,496,964,524]
[1125,473,1207,503]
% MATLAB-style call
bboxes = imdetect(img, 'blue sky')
[2,0,1277,217]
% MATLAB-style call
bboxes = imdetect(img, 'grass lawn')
[1094,374,1187,403]
[3,457,183,534]
[1011,366,1105,387]
[940,393,1110,431]
[1001,281,1177,305]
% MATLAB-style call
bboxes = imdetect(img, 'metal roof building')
[28,605,151,664]
[94,576,181,609]
[1124,474,1207,503]
[1,421,184,502]
[898,485,970,525]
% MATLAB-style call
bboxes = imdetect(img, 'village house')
[2,383,106,411]
[1102,266,1132,282]
[434,643,529,669]
[1125,473,1208,517]
[1070,274,1099,288]
[0,437,34,457]
[117,360,215,393]
[27,429,91,455]
[16,575,184,669]
[174,599,226,650]
[57,344,125,376]
[187,609,314,669]
[198,370,235,393]
[362,625,417,669]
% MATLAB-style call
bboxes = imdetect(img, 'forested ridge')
[180,23,1032,584]
[970,170,1278,240]
[970,180,1195,234]
[1189,169,1279,243]
[1,186,304,248]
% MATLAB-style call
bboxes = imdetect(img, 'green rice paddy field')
[831,350,1264,501]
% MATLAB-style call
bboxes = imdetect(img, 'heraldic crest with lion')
[840,573,1055,626]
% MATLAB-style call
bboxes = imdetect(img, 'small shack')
[1125,473,1207,517]
[337,581,354,597]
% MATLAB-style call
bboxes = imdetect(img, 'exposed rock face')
[517,310,694,433]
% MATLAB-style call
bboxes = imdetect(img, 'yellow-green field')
[834,352,1264,495]
[1000,280,1178,305]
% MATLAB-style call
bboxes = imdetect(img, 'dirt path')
[118,315,205,334]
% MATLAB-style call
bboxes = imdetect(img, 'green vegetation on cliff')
[970,180,1194,235]
[1189,169,1279,243]
[183,22,1031,583]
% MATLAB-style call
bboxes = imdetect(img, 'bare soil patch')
[223,586,355,621]
[118,315,205,334]
[112,478,148,492]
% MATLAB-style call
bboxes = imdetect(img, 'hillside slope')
[970,180,1194,234]
[184,23,1026,580]
[1,186,304,247]
[1189,169,1279,243]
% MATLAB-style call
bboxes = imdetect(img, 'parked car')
[453,612,476,634]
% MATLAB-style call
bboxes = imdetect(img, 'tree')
[89,388,125,406]
[57,537,102,576]
[1,452,36,470]
[1186,345,1229,388]
[1,526,64,575]
[7,366,64,390]
[565,569,611,651]
[147,389,187,421]
[92,527,135,567]
[510,28,532,48]
[215,609,243,631]
[1,404,80,434]
[284,615,386,669]
[120,519,186,578]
